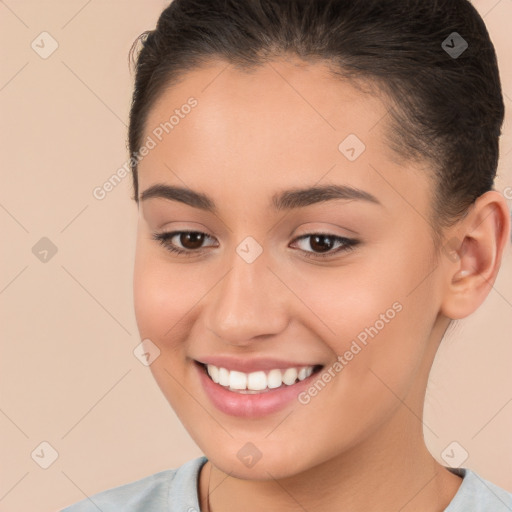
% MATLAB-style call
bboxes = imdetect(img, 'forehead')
[143,56,387,157]
[138,56,432,217]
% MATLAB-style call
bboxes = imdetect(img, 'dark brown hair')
[128,0,504,250]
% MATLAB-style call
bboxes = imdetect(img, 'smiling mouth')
[196,361,324,394]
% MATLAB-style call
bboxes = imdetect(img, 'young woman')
[62,0,512,510]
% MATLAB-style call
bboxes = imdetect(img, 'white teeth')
[205,363,318,392]
[282,368,298,385]
[267,369,283,389]
[218,367,230,387]
[247,371,267,390]
[208,364,220,384]
[229,370,247,390]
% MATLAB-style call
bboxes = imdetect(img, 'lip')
[195,355,322,373]
[194,360,324,418]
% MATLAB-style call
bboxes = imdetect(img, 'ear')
[439,190,511,320]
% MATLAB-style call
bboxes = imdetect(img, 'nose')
[203,248,290,347]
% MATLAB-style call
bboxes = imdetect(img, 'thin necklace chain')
[205,461,212,512]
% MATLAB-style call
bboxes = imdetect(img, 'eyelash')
[151,231,359,260]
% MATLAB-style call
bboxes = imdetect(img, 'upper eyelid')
[158,230,351,240]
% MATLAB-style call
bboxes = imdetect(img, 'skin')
[132,56,510,511]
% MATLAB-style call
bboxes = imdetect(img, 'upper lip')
[195,355,323,373]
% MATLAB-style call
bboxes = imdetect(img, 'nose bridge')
[204,242,288,344]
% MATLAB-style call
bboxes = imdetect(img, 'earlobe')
[440,190,511,320]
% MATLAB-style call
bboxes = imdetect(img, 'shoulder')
[445,467,512,511]
[60,456,208,512]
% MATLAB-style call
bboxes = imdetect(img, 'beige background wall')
[0,1,511,511]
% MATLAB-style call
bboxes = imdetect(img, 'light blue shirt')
[61,456,512,511]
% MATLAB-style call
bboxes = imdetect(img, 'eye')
[152,231,217,257]
[152,230,359,259]
[290,233,359,259]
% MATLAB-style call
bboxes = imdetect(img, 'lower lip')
[194,361,322,418]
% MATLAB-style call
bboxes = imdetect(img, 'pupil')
[182,232,204,249]
[311,235,333,253]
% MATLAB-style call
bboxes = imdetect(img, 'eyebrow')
[139,183,382,212]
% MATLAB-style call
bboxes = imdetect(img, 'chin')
[202,439,318,481]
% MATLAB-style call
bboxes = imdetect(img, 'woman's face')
[133,57,451,479]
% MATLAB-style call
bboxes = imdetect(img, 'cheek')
[283,266,431,458]
[132,244,202,411]
[280,258,406,348]
[133,243,204,344]
[290,240,436,392]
